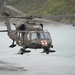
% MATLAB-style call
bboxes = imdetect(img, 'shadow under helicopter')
[0,60,27,71]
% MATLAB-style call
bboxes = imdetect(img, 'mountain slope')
[0,0,75,15]
[0,0,75,22]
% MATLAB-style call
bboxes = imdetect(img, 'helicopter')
[1,5,75,55]
[0,5,54,55]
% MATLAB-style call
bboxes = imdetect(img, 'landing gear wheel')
[9,41,16,48]
[18,48,31,55]
[41,49,55,54]
[46,51,49,54]
[9,44,16,48]
[18,48,25,55]
[21,52,23,55]
[41,50,50,54]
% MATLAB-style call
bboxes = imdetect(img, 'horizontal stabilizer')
[42,14,75,19]
[0,30,8,32]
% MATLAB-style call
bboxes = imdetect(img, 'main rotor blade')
[32,18,51,22]
[4,5,27,16]
[0,16,33,19]
[42,14,75,19]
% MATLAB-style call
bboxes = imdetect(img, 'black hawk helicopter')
[0,5,55,55]
[0,4,75,55]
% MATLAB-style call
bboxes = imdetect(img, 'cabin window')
[17,33,22,39]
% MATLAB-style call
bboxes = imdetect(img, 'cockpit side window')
[31,33,38,40]
[31,32,51,40]
[44,32,51,39]
[39,33,44,39]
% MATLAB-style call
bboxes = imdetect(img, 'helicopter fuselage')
[0,5,54,54]
[8,30,53,50]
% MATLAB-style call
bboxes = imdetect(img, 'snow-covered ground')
[0,23,75,75]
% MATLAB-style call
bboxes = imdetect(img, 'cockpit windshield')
[31,32,51,40]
